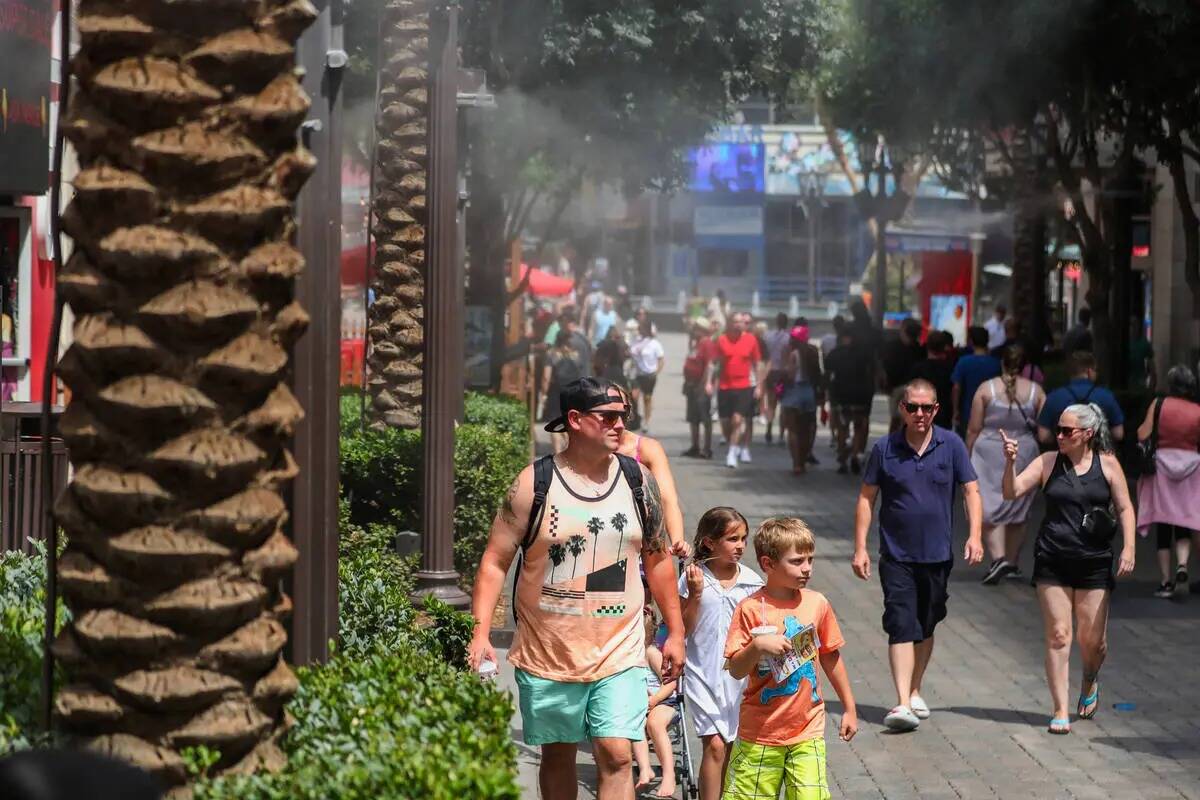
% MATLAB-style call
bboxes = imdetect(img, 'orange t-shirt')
[723,588,845,745]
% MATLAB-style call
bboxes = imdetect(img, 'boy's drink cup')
[750,625,778,673]
[478,658,498,682]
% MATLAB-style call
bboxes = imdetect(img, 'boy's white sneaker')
[740,447,752,463]
[909,694,931,719]
[884,705,920,732]
[725,446,740,469]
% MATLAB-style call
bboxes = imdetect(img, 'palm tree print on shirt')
[567,535,587,578]
[548,542,567,582]
[587,517,605,571]
[610,512,629,559]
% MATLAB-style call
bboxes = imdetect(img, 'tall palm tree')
[609,513,628,560]
[586,517,604,572]
[365,0,429,429]
[51,2,316,788]
[566,535,587,578]
[547,542,566,583]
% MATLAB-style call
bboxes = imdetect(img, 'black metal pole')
[413,4,469,608]
[41,0,72,730]
[873,180,888,328]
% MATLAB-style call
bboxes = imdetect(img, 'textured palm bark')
[366,0,428,430]
[52,0,316,786]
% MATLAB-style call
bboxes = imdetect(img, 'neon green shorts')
[721,737,830,800]
[514,666,648,745]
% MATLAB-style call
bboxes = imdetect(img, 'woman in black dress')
[1001,403,1135,735]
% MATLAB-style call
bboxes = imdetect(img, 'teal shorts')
[515,666,648,745]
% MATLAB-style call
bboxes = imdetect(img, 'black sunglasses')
[1056,425,1082,437]
[903,402,937,414]
[582,409,629,427]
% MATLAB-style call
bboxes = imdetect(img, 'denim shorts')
[515,666,648,745]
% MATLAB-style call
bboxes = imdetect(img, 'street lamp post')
[854,135,910,327]
[413,4,470,609]
[800,169,827,304]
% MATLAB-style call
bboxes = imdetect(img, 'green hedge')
[0,544,66,754]
[191,504,517,799]
[339,391,530,582]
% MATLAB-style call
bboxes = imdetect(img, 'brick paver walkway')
[498,331,1200,799]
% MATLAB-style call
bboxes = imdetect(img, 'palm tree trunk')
[1009,128,1049,356]
[366,0,429,429]
[53,2,316,787]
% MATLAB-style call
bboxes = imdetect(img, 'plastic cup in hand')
[478,658,498,683]
[750,625,778,673]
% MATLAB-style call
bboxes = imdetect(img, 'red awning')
[521,264,575,297]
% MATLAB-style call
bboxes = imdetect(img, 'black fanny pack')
[1081,505,1117,542]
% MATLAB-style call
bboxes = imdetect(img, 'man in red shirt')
[681,317,717,459]
[710,311,765,469]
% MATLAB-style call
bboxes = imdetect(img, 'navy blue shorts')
[879,554,951,644]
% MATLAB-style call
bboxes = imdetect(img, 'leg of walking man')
[540,743,580,800]
[909,637,935,709]
[593,737,635,800]
[1038,585,1074,731]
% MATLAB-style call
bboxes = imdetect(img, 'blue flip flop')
[1077,683,1099,720]
[1048,717,1071,735]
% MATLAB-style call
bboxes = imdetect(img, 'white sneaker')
[725,446,740,469]
[883,705,920,732]
[909,694,931,720]
[740,447,752,463]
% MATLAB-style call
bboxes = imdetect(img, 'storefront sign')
[1,0,53,195]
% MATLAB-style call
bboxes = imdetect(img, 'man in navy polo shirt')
[1037,351,1125,445]
[852,378,983,732]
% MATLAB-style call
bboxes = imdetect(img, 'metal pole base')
[411,569,471,609]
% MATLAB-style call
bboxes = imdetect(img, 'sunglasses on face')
[1056,425,1082,438]
[583,409,629,427]
[903,402,937,414]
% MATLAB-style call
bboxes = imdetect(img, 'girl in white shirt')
[679,507,764,800]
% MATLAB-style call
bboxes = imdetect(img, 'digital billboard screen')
[687,143,764,194]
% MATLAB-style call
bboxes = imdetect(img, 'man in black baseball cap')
[543,377,627,437]
[468,375,686,798]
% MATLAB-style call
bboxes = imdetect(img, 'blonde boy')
[721,517,857,800]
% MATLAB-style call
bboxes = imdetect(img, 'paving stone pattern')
[499,332,1200,799]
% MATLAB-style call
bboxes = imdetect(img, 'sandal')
[1077,683,1099,720]
[1048,717,1071,735]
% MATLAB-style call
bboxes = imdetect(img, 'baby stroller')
[652,620,699,799]
[668,672,700,799]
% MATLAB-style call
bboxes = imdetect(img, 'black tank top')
[1037,452,1113,560]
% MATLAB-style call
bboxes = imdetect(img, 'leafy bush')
[195,645,518,800]
[191,504,518,800]
[339,390,529,582]
[0,543,67,754]
[464,392,531,440]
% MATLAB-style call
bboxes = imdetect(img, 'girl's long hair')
[692,506,749,563]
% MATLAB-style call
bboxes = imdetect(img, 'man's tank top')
[508,457,646,682]
[1037,452,1113,560]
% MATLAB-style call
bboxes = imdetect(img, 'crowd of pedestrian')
[476,291,1199,799]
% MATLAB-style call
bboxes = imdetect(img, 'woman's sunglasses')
[902,402,937,414]
[1056,425,1082,438]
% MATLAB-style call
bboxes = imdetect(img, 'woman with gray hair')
[1136,365,1200,598]
[1000,403,1136,735]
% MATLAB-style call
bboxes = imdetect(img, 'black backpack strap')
[614,453,650,536]
[522,455,555,551]
[1150,394,1165,447]
[512,455,555,625]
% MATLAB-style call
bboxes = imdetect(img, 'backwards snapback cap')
[543,377,624,432]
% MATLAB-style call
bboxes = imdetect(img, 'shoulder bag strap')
[1151,395,1165,449]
